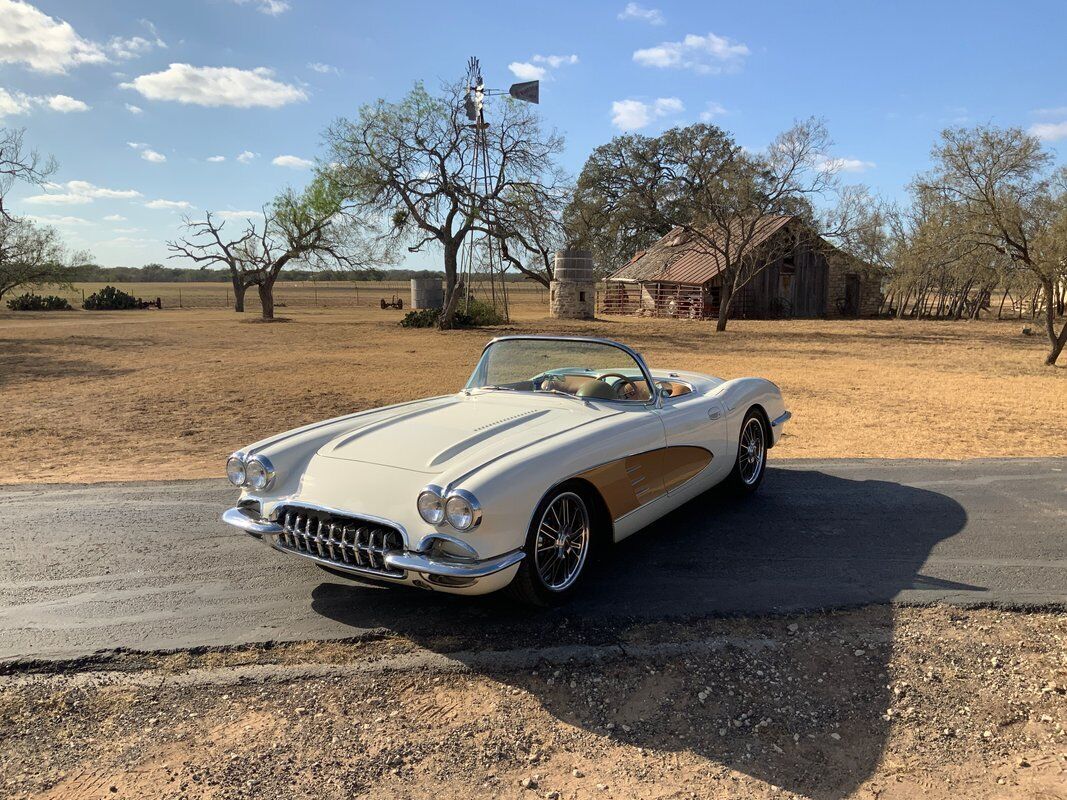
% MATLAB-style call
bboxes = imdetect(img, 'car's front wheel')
[726,409,768,494]
[507,482,594,607]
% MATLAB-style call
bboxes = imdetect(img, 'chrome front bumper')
[222,506,524,581]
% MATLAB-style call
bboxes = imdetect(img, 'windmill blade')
[508,80,539,104]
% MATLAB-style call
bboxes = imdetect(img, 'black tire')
[726,409,768,494]
[507,481,596,607]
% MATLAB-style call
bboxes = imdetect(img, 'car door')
[656,382,730,494]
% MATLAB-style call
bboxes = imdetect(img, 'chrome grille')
[272,505,405,578]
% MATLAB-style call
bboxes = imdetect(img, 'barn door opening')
[844,273,861,317]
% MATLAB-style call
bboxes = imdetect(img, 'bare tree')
[323,81,564,327]
[168,178,385,320]
[0,128,57,222]
[916,125,1067,365]
[0,216,83,301]
[167,212,258,311]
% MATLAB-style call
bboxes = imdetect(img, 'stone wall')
[550,280,596,319]
[825,251,883,317]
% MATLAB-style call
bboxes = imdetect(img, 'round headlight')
[245,456,275,492]
[445,491,481,531]
[226,456,246,486]
[417,489,445,525]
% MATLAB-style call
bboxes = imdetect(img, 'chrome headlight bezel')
[417,485,446,525]
[444,489,482,531]
[244,455,276,492]
[226,454,247,487]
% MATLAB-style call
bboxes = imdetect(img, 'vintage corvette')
[222,335,790,605]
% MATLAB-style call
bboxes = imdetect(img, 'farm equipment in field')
[380,294,404,310]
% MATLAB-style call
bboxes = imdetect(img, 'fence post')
[178,288,182,308]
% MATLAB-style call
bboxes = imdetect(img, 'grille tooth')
[270,505,404,578]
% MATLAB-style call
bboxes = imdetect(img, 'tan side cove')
[577,446,712,521]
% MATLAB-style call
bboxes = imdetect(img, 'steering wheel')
[595,372,640,400]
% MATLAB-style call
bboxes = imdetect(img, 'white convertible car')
[223,335,790,605]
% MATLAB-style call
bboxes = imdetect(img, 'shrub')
[83,285,139,310]
[399,298,506,329]
[6,292,73,311]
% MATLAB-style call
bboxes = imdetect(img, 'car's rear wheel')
[726,409,768,494]
[507,482,594,607]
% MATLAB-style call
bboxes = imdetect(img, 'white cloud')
[816,156,876,174]
[145,198,192,210]
[26,214,89,225]
[611,97,684,131]
[0,87,90,117]
[0,0,107,73]
[533,53,578,69]
[307,62,340,75]
[1029,120,1067,142]
[215,209,264,220]
[0,87,34,117]
[206,155,226,163]
[699,101,729,121]
[233,0,290,15]
[121,63,307,108]
[272,154,313,169]
[24,180,142,205]
[509,53,578,82]
[633,32,749,74]
[107,32,165,61]
[236,150,258,164]
[1033,106,1067,118]
[140,148,166,163]
[618,3,664,24]
[125,103,143,114]
[103,214,127,222]
[48,94,89,112]
[508,62,545,81]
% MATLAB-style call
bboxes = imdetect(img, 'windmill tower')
[458,57,540,322]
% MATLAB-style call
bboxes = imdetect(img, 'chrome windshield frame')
[466,335,660,406]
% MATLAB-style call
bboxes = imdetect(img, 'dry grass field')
[0,283,1063,485]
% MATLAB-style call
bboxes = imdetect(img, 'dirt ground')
[0,288,1063,484]
[1,606,1064,800]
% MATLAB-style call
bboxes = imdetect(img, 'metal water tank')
[410,277,444,310]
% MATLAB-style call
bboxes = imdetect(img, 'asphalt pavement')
[1,458,1064,661]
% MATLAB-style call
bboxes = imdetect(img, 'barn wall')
[731,238,829,319]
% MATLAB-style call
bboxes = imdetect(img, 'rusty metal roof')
[608,215,796,285]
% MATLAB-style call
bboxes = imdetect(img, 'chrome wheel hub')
[534,492,590,592]
[738,417,766,485]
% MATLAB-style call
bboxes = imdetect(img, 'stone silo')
[549,249,595,319]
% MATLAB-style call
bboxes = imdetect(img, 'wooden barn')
[601,215,880,320]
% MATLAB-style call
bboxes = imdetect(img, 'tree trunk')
[715,281,734,332]
[439,242,460,330]
[258,281,275,321]
[1041,278,1066,366]
[232,278,247,313]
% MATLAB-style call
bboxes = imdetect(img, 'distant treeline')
[69,263,536,283]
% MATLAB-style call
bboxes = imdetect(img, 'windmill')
[459,56,540,321]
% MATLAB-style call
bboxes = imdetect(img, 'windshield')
[465,338,654,403]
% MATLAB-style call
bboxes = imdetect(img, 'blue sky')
[2,0,1066,268]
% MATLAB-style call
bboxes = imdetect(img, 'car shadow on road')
[310,468,969,798]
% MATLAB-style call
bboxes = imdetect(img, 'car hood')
[315,392,619,475]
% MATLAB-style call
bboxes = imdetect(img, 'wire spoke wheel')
[533,492,590,592]
[738,417,766,485]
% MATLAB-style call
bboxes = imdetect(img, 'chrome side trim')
[771,411,792,427]
[384,548,524,579]
[222,506,283,536]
